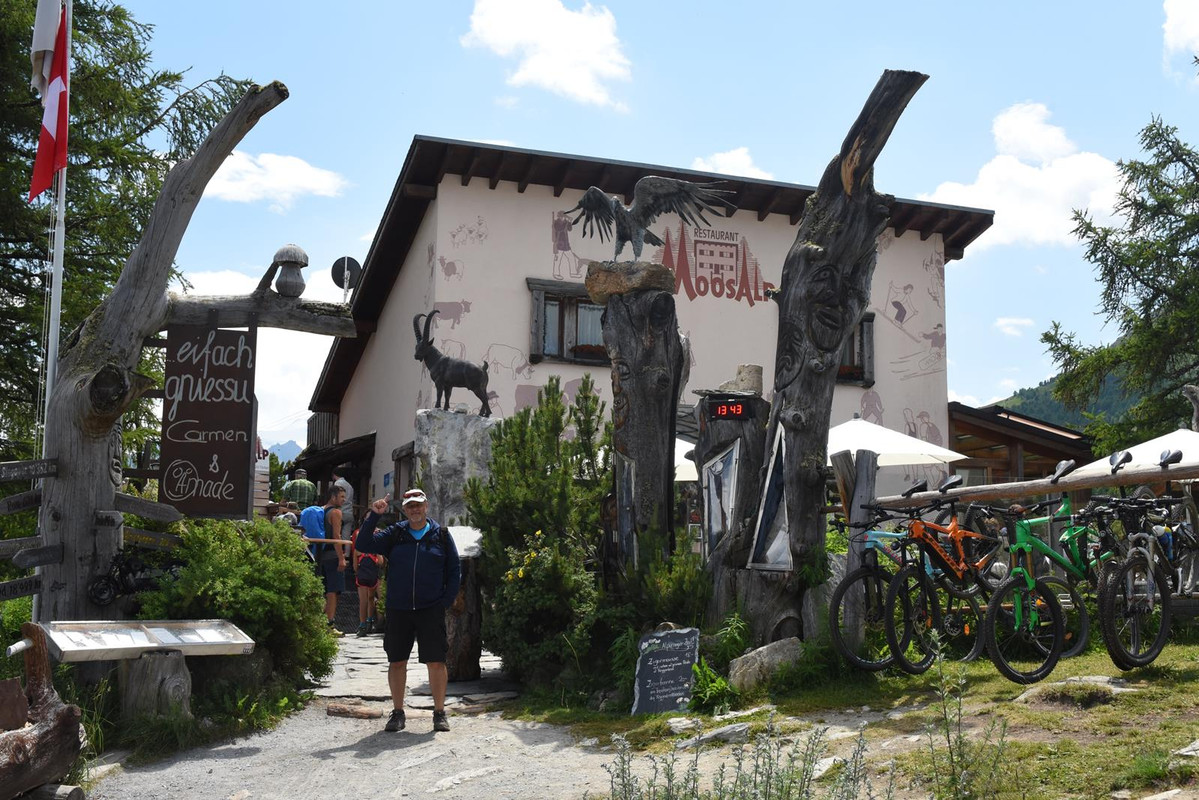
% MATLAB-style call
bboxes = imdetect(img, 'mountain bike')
[827,514,908,671]
[873,475,989,675]
[1093,492,1181,670]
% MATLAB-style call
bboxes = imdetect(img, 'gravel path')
[89,702,617,800]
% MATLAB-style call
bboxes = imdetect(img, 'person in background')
[281,468,317,508]
[332,465,355,542]
[273,501,299,527]
[350,526,384,637]
[300,484,347,636]
[357,489,460,733]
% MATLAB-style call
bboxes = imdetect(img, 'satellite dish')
[332,256,362,290]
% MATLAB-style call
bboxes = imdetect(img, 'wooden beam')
[488,152,508,190]
[461,150,483,187]
[355,319,377,334]
[517,157,536,193]
[142,388,164,400]
[553,162,574,198]
[166,291,355,336]
[757,188,783,222]
[876,460,1199,508]
[141,336,168,348]
[401,183,437,199]
[123,527,183,551]
[0,459,57,482]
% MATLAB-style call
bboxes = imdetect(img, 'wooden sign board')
[159,326,257,518]
[0,458,57,482]
[0,488,41,516]
[114,493,183,523]
[42,619,255,662]
[11,544,63,569]
[123,527,182,551]
[0,576,42,602]
[631,627,699,715]
[0,537,40,561]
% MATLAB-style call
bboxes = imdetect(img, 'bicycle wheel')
[829,567,895,671]
[939,590,985,663]
[884,565,942,675]
[1099,554,1173,670]
[983,576,1065,684]
[1040,575,1089,659]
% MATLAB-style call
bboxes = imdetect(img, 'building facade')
[308,137,993,501]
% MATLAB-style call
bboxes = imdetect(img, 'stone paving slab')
[314,637,520,710]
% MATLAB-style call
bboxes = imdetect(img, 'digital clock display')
[707,397,754,420]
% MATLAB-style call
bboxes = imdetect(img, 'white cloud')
[692,147,774,180]
[992,103,1076,163]
[994,317,1034,336]
[998,378,1020,391]
[461,0,632,111]
[920,103,1120,251]
[947,389,982,406]
[359,227,376,243]
[178,267,346,446]
[206,151,348,213]
[495,95,520,108]
[1163,0,1199,77]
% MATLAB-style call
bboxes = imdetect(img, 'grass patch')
[1030,682,1116,709]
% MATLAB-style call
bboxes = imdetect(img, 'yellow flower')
[517,568,525,579]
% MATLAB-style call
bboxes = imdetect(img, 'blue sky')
[114,0,1199,447]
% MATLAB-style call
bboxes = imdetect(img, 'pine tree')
[1043,95,1199,453]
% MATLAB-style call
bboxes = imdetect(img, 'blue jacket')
[356,512,461,610]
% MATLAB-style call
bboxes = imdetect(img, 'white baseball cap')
[401,489,427,507]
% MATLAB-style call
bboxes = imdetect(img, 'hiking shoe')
[385,709,405,732]
[432,710,450,732]
[366,617,376,634]
[355,624,367,638]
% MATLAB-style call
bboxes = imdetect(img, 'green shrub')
[136,516,337,683]
[0,595,32,681]
[482,529,598,684]
[641,549,711,629]
[704,611,751,673]
[689,656,738,715]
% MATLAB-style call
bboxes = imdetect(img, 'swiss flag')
[28,5,68,203]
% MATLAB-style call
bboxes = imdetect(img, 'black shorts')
[317,555,345,594]
[384,606,447,664]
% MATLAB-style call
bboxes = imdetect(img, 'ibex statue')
[414,310,491,416]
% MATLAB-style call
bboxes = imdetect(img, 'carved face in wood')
[108,424,123,487]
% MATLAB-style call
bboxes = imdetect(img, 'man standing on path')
[358,489,461,733]
[281,467,317,508]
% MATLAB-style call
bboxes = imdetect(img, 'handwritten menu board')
[631,627,699,715]
[159,326,256,517]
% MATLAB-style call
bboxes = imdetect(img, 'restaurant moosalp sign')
[159,326,257,517]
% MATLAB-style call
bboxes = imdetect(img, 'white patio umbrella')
[826,417,968,467]
[1069,428,1199,478]
[675,438,698,482]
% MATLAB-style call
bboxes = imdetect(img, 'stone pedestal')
[413,409,499,526]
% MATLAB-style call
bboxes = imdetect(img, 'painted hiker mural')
[551,209,582,279]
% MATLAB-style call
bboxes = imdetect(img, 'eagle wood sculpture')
[566,176,735,262]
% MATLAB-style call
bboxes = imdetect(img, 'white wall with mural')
[339,204,439,498]
[339,176,952,499]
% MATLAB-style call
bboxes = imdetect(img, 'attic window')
[527,278,609,366]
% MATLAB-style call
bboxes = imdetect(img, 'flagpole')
[40,0,69,461]
[35,0,70,624]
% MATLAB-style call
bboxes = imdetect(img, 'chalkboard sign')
[631,627,699,715]
[159,326,257,518]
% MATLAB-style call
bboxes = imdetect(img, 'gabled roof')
[311,136,995,413]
